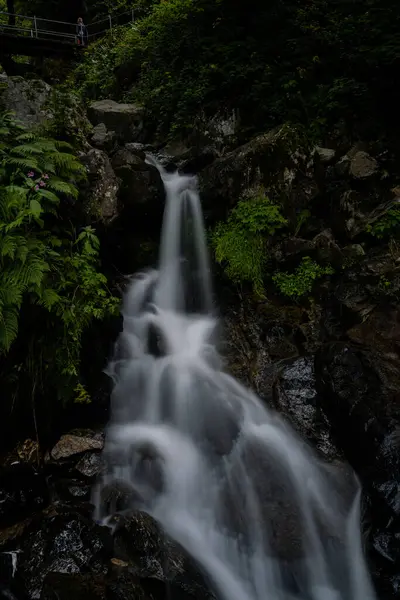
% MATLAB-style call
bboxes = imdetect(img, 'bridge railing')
[88,8,140,41]
[0,7,141,46]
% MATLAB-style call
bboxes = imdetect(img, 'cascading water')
[95,159,377,600]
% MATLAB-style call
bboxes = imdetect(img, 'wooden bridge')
[0,8,139,58]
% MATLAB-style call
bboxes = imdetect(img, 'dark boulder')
[111,149,165,223]
[0,504,112,599]
[79,148,121,224]
[315,342,400,597]
[87,100,144,144]
[199,124,318,223]
[91,123,117,153]
[272,356,342,461]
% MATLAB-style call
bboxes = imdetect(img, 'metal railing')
[0,7,140,47]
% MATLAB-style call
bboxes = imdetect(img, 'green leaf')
[30,199,42,218]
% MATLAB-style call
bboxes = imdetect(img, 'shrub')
[212,189,287,295]
[366,205,400,239]
[273,256,334,300]
[0,111,119,406]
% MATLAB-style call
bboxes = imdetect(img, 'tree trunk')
[7,1,16,26]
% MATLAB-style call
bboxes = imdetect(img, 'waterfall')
[95,160,377,600]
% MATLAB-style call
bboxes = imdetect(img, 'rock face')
[111,148,165,219]
[199,124,318,223]
[87,100,144,143]
[0,432,214,600]
[315,342,400,598]
[91,123,117,152]
[80,148,120,224]
[0,75,53,128]
[50,431,104,461]
[272,356,341,461]
[349,150,379,179]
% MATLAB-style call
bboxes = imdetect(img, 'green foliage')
[366,206,400,239]
[42,85,93,147]
[212,189,287,295]
[0,111,119,405]
[71,0,400,140]
[273,256,334,300]
[74,382,92,404]
[72,24,143,100]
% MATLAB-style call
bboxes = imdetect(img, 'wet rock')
[335,154,351,177]
[349,151,378,179]
[180,146,219,174]
[340,189,397,238]
[111,148,144,170]
[271,237,315,263]
[222,299,303,389]
[49,479,92,503]
[113,154,165,220]
[315,146,336,164]
[50,431,104,461]
[159,143,219,174]
[346,306,400,359]
[1,504,113,599]
[199,124,318,223]
[0,76,52,129]
[80,148,120,224]
[315,342,400,519]
[112,511,214,600]
[312,228,342,265]
[75,453,106,479]
[91,123,117,152]
[124,143,146,160]
[87,100,144,143]
[272,356,341,461]
[342,244,365,264]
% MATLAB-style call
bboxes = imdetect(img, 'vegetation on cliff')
[71,0,400,144]
[0,111,119,442]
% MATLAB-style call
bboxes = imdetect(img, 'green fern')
[212,187,287,294]
[273,257,334,300]
[0,110,119,409]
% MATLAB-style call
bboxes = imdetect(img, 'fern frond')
[0,282,24,308]
[6,157,38,170]
[54,140,74,152]
[0,234,26,260]
[11,144,44,156]
[15,132,36,142]
[0,305,19,353]
[36,287,60,310]
[53,152,85,175]
[47,178,78,198]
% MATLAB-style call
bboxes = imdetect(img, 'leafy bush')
[273,256,334,300]
[0,111,119,407]
[366,206,400,239]
[72,24,143,101]
[70,0,400,142]
[212,189,287,295]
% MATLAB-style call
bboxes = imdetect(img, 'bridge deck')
[0,8,139,58]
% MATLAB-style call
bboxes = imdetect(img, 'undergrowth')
[212,188,287,295]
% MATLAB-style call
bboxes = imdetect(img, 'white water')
[95,161,377,600]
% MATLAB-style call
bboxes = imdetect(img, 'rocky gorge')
[0,69,399,600]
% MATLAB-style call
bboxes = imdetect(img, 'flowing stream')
[95,160,377,600]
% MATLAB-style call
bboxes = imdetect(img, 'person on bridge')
[76,17,88,47]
